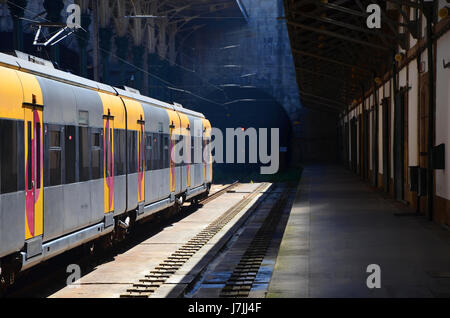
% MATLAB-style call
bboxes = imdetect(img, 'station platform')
[267,165,450,298]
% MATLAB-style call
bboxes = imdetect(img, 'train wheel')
[0,268,14,295]
[99,232,114,250]
[191,198,200,208]
[167,205,179,218]
[87,241,95,256]
[0,272,7,295]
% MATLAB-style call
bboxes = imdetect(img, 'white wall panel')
[408,60,419,166]
[399,67,407,88]
[409,7,418,48]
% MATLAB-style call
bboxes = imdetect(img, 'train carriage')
[0,52,212,287]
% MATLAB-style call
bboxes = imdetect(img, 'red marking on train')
[25,110,42,237]
[25,159,34,236]
[34,110,42,203]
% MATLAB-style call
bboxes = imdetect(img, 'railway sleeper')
[145,274,170,278]
[136,284,161,290]
[121,294,149,298]
[126,288,155,294]
[139,279,165,283]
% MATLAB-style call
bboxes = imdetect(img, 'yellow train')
[0,52,212,289]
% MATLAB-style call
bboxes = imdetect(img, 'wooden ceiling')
[283,0,424,112]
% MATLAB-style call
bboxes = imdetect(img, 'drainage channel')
[120,183,270,298]
[219,187,291,297]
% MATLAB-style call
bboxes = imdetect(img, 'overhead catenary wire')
[5,0,230,106]
[5,1,301,111]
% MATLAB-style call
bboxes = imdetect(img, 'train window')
[49,130,62,186]
[92,131,100,147]
[65,125,76,184]
[91,131,101,179]
[164,135,169,169]
[156,133,163,169]
[151,133,158,170]
[128,131,137,174]
[191,136,195,165]
[174,135,182,167]
[115,129,126,176]
[175,136,185,166]
[206,138,212,163]
[36,122,41,189]
[50,130,61,147]
[121,130,126,174]
[198,136,202,164]
[78,110,89,126]
[138,130,144,173]
[114,130,119,176]
[49,150,61,186]
[159,134,164,170]
[79,127,90,182]
[203,137,207,163]
[0,119,19,194]
[159,134,163,170]
[203,138,207,164]
[17,121,24,191]
[146,133,152,171]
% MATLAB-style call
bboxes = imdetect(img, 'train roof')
[0,52,205,119]
[114,87,205,119]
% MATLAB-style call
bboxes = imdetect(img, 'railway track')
[121,182,269,298]
[2,182,240,298]
[219,187,291,297]
[200,181,239,204]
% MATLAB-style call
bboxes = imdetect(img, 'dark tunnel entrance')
[190,86,293,183]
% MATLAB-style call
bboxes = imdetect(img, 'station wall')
[338,14,450,226]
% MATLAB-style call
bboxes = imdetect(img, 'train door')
[24,104,43,240]
[203,132,207,182]
[363,110,369,181]
[202,119,212,184]
[419,73,430,215]
[104,112,114,214]
[394,90,405,202]
[202,122,207,182]
[358,113,362,175]
[371,103,378,188]
[350,117,357,173]
[138,116,145,203]
[178,113,190,191]
[169,118,176,193]
[344,122,349,168]
[186,128,191,188]
[382,98,390,193]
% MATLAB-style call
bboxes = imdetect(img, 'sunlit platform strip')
[267,165,450,298]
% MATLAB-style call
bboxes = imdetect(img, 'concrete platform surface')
[267,166,450,298]
[50,183,265,298]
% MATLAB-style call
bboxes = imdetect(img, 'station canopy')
[283,0,424,113]
[137,0,247,26]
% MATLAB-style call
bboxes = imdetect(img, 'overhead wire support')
[32,23,83,47]
[6,0,229,107]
